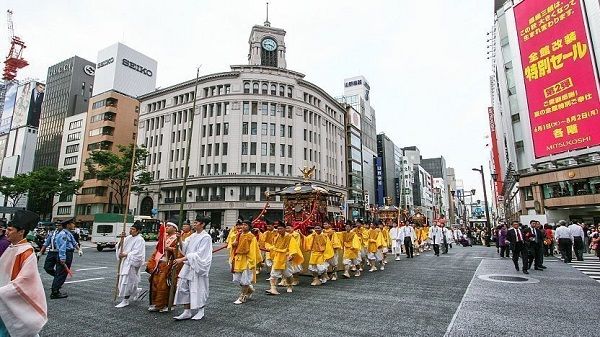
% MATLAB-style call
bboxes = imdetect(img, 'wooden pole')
[114,143,138,301]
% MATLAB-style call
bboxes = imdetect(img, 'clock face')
[261,38,277,51]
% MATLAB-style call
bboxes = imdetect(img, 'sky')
[3,0,494,201]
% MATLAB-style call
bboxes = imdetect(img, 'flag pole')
[114,143,138,301]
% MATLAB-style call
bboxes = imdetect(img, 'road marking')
[64,277,105,284]
[444,260,482,337]
[76,267,108,271]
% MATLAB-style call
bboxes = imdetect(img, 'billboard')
[0,83,17,134]
[514,0,600,158]
[12,81,45,129]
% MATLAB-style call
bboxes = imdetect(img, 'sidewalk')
[445,255,599,337]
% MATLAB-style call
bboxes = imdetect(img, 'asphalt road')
[36,242,598,337]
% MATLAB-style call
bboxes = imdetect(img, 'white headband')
[166,222,178,230]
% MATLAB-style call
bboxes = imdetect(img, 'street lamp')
[472,165,492,247]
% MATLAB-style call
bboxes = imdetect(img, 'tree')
[85,144,152,214]
[0,174,30,207]
[27,167,84,219]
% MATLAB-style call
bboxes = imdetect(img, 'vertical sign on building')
[375,157,384,206]
[488,107,503,199]
[514,0,600,157]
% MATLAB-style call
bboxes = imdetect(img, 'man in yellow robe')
[231,221,261,305]
[352,220,369,272]
[285,223,304,285]
[323,222,342,281]
[380,221,391,265]
[265,222,303,294]
[304,226,334,286]
[367,222,384,272]
[258,221,277,278]
[342,222,362,278]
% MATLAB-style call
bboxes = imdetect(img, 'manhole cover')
[478,274,539,284]
[489,275,528,282]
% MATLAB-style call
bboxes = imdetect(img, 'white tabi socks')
[174,309,192,320]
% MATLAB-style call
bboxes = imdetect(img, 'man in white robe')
[173,215,212,321]
[389,222,403,261]
[429,222,447,256]
[115,222,146,308]
[0,210,47,337]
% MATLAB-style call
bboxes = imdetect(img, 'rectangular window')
[215,143,220,156]
[241,163,248,173]
[63,156,78,165]
[67,132,81,142]
[288,165,292,176]
[261,142,268,156]
[261,163,267,174]
[262,103,268,115]
[269,123,275,136]
[241,142,248,155]
[222,163,227,174]
[270,104,276,116]
[288,145,292,158]
[288,126,293,138]
[252,102,258,115]
[269,143,275,156]
[69,120,83,130]
[65,144,79,154]
[280,144,285,157]
[269,164,275,174]
[251,122,257,135]
[223,142,228,155]
[280,124,285,137]
[209,125,213,136]
[216,123,221,136]
[207,144,212,156]
[242,122,249,135]
[261,123,268,136]
[288,106,293,119]
[250,163,256,174]
[223,122,229,135]
[201,145,205,157]
[250,142,257,155]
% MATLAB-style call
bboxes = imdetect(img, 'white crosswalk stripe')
[562,254,600,284]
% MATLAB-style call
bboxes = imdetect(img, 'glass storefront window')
[542,178,598,199]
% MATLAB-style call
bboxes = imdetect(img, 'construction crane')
[3,10,28,81]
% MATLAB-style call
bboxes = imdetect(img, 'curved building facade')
[132,23,347,225]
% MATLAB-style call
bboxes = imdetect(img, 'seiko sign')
[97,57,114,69]
[122,59,153,77]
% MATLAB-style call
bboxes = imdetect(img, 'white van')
[91,213,133,251]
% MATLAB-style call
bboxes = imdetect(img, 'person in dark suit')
[525,221,546,271]
[506,221,529,274]
[27,82,45,127]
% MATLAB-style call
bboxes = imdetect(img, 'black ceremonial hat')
[9,210,39,232]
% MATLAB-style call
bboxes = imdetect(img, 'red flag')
[151,223,166,272]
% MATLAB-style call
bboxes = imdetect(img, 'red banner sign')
[514,0,600,158]
[488,107,503,198]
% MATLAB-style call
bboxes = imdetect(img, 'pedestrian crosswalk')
[566,255,600,284]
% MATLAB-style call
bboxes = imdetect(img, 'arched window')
[262,83,268,94]
[243,82,250,93]
[279,85,285,96]
[270,84,277,95]
[140,196,154,216]
[252,82,259,94]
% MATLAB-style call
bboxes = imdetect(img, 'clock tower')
[248,19,287,69]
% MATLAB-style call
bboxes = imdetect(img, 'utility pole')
[473,165,492,247]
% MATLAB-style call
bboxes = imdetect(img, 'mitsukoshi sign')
[514,0,600,158]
